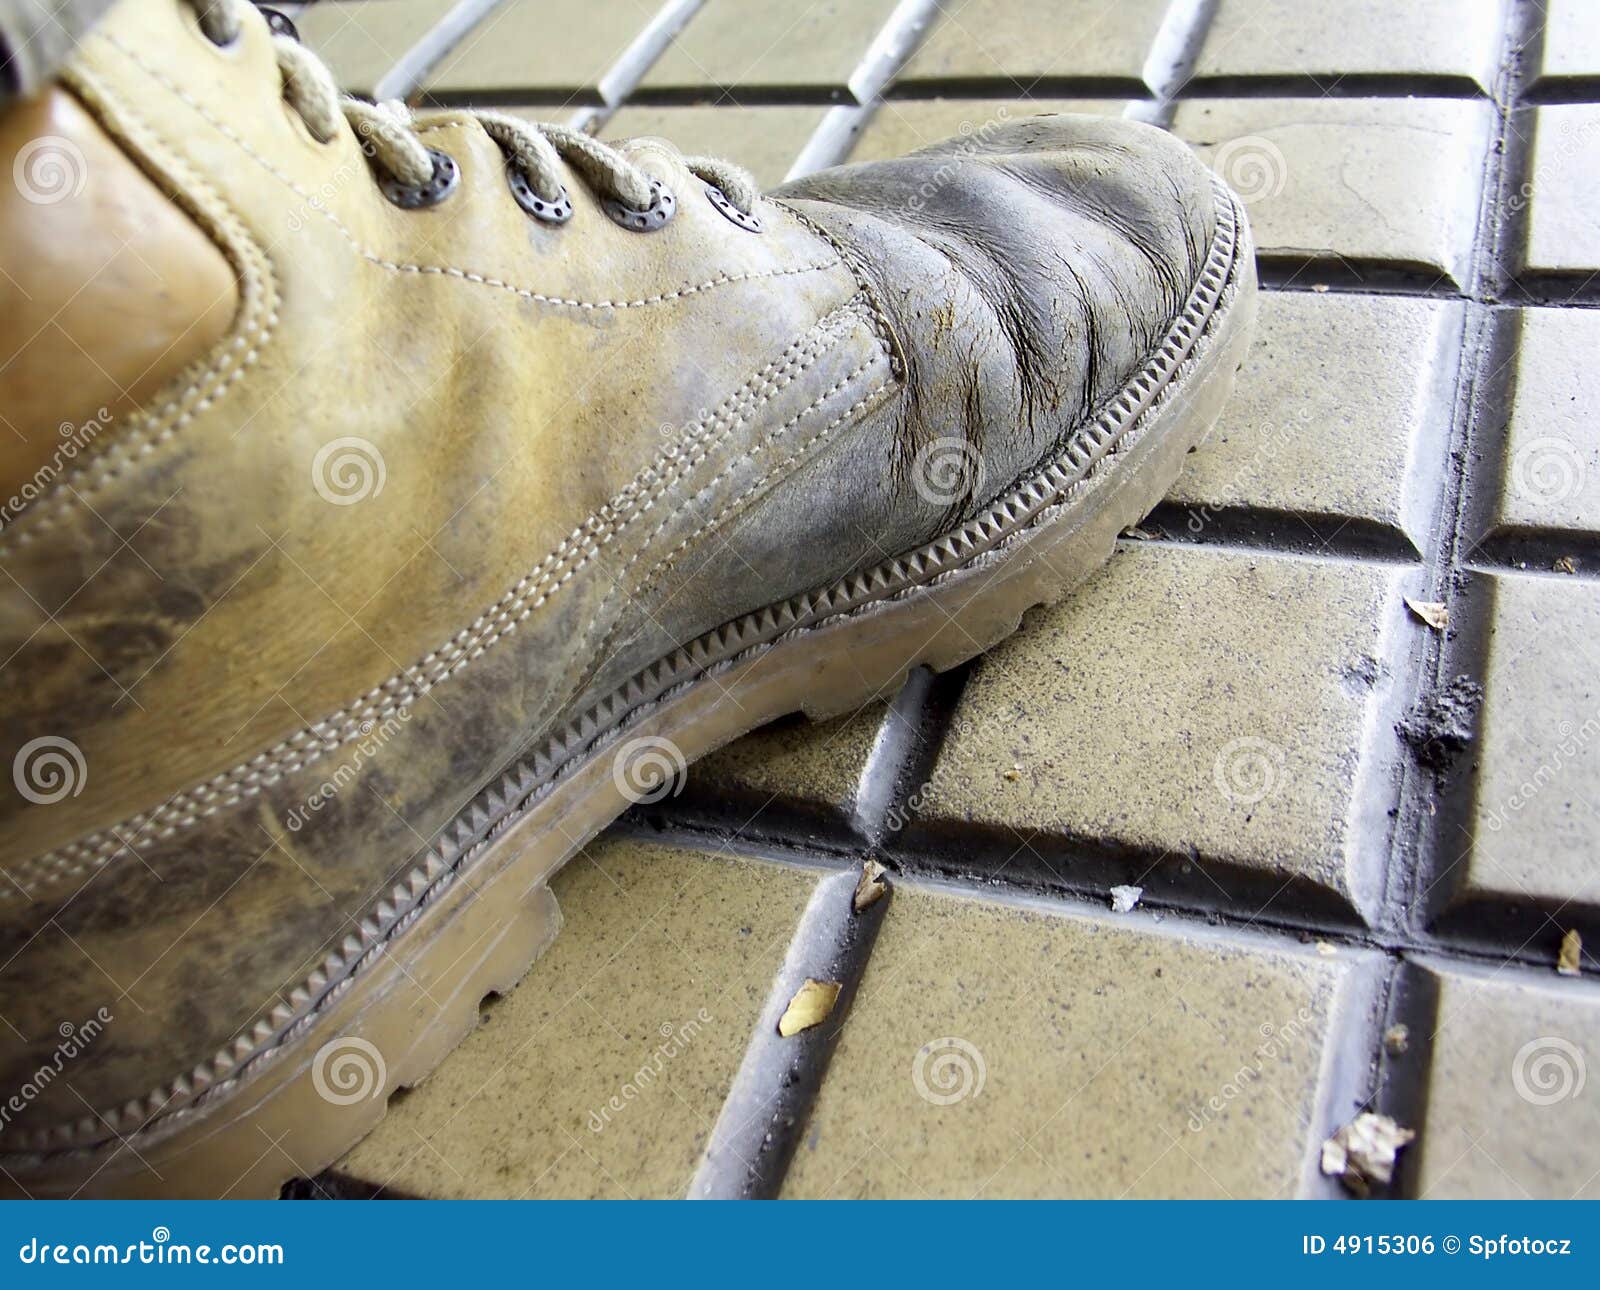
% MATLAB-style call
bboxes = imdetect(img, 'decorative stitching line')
[3,301,876,900]
[100,31,841,311]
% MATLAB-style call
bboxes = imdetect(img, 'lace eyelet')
[377,148,460,211]
[601,178,676,232]
[257,6,299,41]
[704,184,762,233]
[506,162,573,225]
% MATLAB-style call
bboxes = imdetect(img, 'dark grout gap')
[1179,72,1491,100]
[1139,502,1423,563]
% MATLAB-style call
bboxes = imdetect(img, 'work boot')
[0,0,1255,1196]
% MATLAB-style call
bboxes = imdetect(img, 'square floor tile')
[338,837,817,1197]
[782,881,1359,1198]
[891,0,1166,94]
[846,98,1127,164]
[1415,959,1600,1199]
[903,544,1406,923]
[1451,572,1600,917]
[422,0,667,103]
[1171,98,1493,287]
[1191,0,1505,92]
[1168,290,1460,552]
[1467,307,1600,549]
[638,0,902,103]
[296,0,459,97]
[1520,105,1600,278]
[602,105,827,186]
[1532,0,1600,85]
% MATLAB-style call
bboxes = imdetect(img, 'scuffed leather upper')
[0,0,1219,1139]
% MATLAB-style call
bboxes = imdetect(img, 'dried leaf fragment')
[1405,597,1449,631]
[778,979,841,1037]
[1554,556,1578,575]
[1383,1024,1410,1055]
[1109,884,1143,913]
[853,860,888,913]
[1558,928,1582,977]
[1320,1112,1415,1196]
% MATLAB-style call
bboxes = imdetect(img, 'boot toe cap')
[773,112,1224,513]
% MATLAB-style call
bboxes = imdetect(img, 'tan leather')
[0,87,237,508]
[0,0,1226,1162]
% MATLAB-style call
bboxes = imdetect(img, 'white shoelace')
[184,0,761,216]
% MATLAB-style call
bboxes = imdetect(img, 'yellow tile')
[424,0,666,100]
[295,0,458,97]
[640,0,902,98]
[914,544,1402,919]
[340,836,816,1197]
[894,0,1165,89]
[783,882,1352,1198]
[603,105,828,187]
[1417,961,1600,1199]
[847,99,1127,164]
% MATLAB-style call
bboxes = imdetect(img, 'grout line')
[1129,0,1219,127]
[373,0,509,103]
[786,0,941,178]
[635,809,1597,977]
[1297,954,1393,1198]
[850,666,936,844]
[688,864,891,1199]
[1388,0,1537,940]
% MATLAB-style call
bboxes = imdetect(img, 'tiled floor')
[285,0,1600,1199]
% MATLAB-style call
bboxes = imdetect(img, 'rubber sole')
[10,189,1256,1199]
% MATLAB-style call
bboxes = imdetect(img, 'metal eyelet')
[704,184,763,233]
[601,178,676,232]
[256,6,300,41]
[377,148,460,211]
[506,161,573,225]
